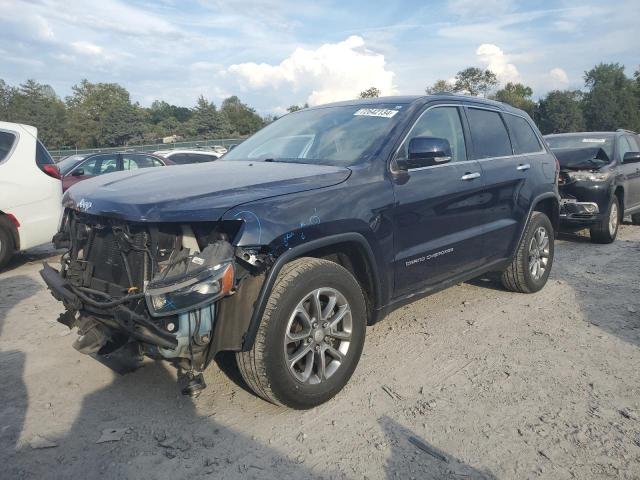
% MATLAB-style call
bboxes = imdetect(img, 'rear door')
[465,107,540,261]
[620,135,640,209]
[391,104,487,295]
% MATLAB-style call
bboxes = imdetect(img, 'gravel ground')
[1,225,639,479]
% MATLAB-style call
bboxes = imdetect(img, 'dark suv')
[545,130,640,243]
[41,96,559,408]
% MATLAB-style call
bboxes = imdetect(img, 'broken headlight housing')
[566,170,612,182]
[145,262,234,317]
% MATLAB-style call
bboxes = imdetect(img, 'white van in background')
[0,121,62,269]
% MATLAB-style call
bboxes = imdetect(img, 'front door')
[619,135,640,210]
[391,104,487,296]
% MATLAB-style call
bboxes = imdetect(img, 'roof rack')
[616,128,638,134]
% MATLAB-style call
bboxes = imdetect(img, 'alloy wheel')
[528,226,550,280]
[609,202,618,236]
[284,287,352,384]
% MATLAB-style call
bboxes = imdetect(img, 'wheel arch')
[613,185,624,217]
[532,195,560,234]
[0,211,20,251]
[241,233,381,351]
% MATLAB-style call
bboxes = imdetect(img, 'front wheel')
[590,196,619,244]
[236,257,367,409]
[501,211,554,293]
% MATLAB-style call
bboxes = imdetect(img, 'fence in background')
[48,137,244,160]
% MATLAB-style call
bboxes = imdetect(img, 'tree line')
[422,62,640,134]
[1,62,638,150]
[0,78,266,149]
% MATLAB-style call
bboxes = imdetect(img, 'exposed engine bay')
[41,209,268,396]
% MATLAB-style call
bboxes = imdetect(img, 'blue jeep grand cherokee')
[42,95,560,408]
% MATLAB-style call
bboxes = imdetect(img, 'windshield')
[222,104,407,166]
[546,135,614,161]
[58,154,88,175]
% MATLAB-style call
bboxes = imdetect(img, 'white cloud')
[228,35,396,106]
[549,67,569,85]
[71,41,103,56]
[476,43,520,83]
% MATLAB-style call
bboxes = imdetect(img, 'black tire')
[0,224,15,271]
[236,257,367,409]
[501,211,554,293]
[590,196,619,244]
[631,213,640,225]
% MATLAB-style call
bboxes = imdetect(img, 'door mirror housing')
[623,151,640,164]
[398,137,452,170]
[72,168,85,177]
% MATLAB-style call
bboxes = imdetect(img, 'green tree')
[453,67,498,97]
[0,79,16,118]
[5,79,67,148]
[359,87,381,98]
[220,96,263,136]
[492,82,536,117]
[286,103,309,113]
[189,96,231,138]
[425,79,454,94]
[66,80,144,148]
[582,63,640,131]
[536,90,585,134]
[148,100,192,124]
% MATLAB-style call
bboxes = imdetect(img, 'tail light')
[40,164,62,180]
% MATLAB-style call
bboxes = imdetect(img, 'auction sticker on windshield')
[582,138,607,143]
[354,108,399,118]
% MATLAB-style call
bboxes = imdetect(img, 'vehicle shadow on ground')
[379,416,497,479]
[0,247,62,273]
[0,276,41,461]
[6,354,497,479]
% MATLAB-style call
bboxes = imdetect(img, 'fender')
[241,232,381,351]
[512,192,560,259]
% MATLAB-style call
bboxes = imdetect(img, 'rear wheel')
[0,224,15,270]
[590,196,619,244]
[236,257,367,409]
[501,211,554,293]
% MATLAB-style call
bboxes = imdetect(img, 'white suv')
[0,121,62,269]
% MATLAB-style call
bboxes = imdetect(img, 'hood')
[63,160,351,222]
[553,147,610,171]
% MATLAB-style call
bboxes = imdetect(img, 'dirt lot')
[1,225,639,480]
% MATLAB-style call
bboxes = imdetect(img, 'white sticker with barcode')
[354,108,399,118]
[192,257,205,265]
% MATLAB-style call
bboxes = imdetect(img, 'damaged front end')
[41,210,267,396]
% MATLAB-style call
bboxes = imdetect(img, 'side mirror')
[72,168,84,177]
[623,152,640,164]
[398,137,452,170]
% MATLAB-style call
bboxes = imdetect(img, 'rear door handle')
[460,172,481,181]
[517,163,531,171]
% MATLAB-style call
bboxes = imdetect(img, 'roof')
[304,94,527,115]
[544,131,619,138]
[154,149,222,157]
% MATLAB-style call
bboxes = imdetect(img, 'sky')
[0,0,638,114]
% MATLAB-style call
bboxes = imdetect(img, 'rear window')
[467,108,512,159]
[35,140,55,166]
[169,153,216,164]
[504,114,542,154]
[0,131,17,163]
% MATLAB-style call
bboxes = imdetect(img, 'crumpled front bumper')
[40,262,179,350]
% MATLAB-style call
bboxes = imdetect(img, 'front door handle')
[460,172,481,181]
[517,163,531,171]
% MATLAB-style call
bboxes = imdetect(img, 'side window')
[74,155,117,176]
[504,114,542,154]
[35,140,55,166]
[467,108,512,159]
[0,131,17,163]
[123,155,158,169]
[625,135,640,152]
[167,153,191,165]
[618,136,633,162]
[395,106,467,163]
